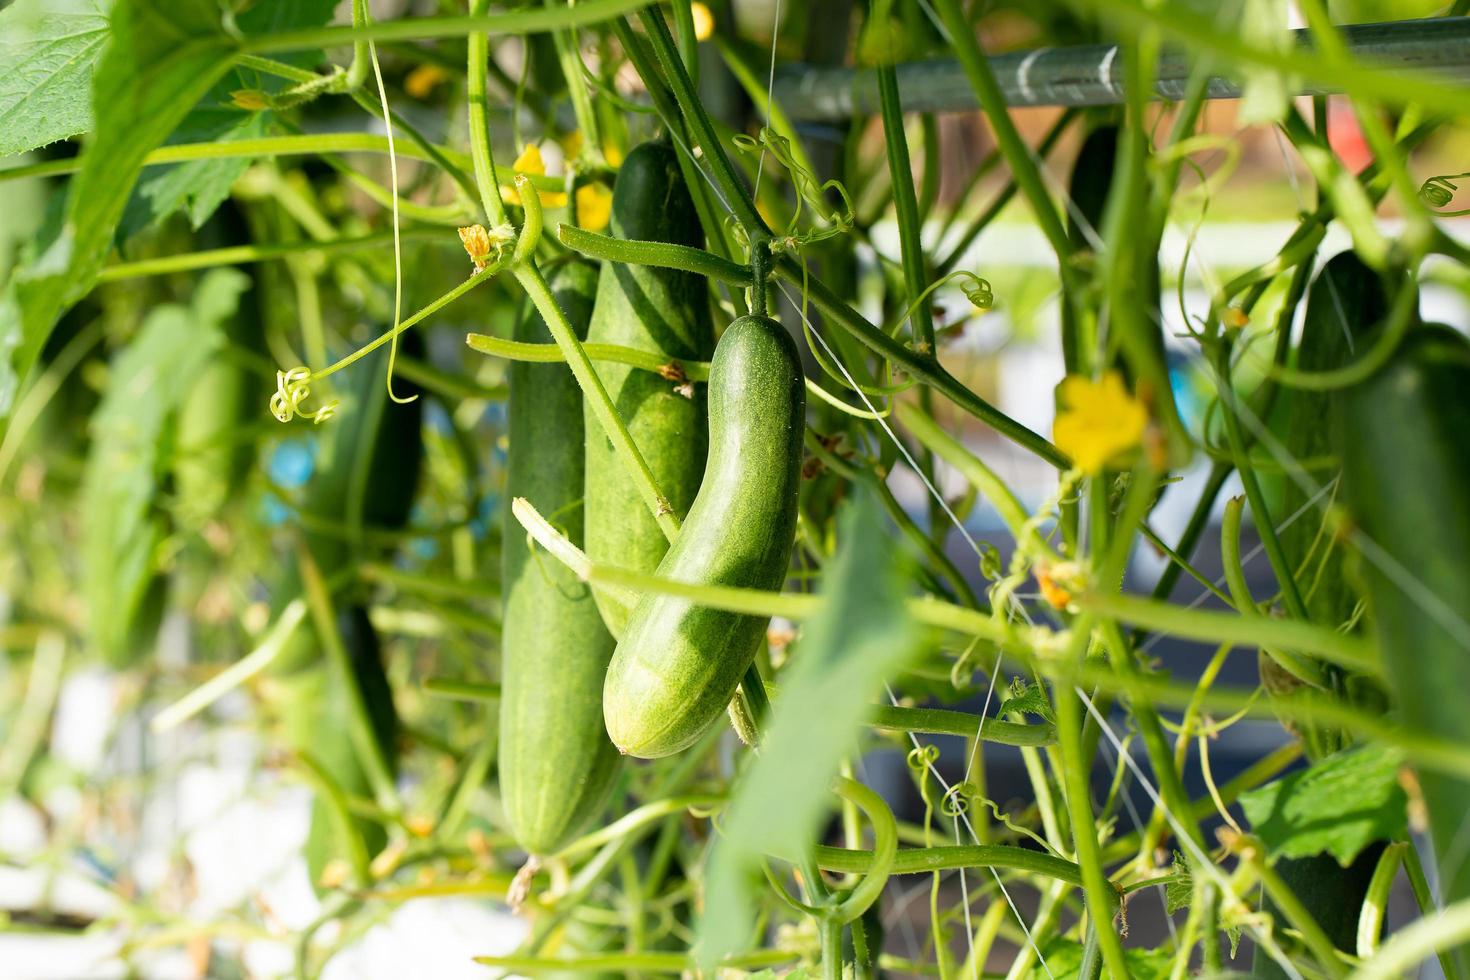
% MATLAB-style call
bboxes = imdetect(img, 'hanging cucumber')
[583,140,715,638]
[1278,251,1389,632]
[1336,324,1470,975]
[173,270,263,530]
[1059,123,1164,381]
[603,315,804,758]
[499,260,622,856]
[268,337,424,888]
[1260,252,1394,762]
[1060,123,1117,377]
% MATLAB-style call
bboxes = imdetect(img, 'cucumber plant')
[5,1,1470,978]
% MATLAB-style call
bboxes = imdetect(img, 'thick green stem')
[877,64,935,352]
[1054,656,1130,978]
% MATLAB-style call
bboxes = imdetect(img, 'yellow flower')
[458,224,492,270]
[575,182,613,231]
[1052,371,1148,476]
[404,64,449,99]
[603,142,624,167]
[560,130,585,159]
[501,143,568,208]
[691,2,715,41]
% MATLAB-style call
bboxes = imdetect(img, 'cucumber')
[603,315,804,758]
[1262,252,1394,762]
[268,338,424,886]
[173,271,262,529]
[1279,251,1389,630]
[583,140,715,638]
[1060,123,1117,377]
[1336,324,1470,974]
[1060,123,1163,381]
[499,260,622,856]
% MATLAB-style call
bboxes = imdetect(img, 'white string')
[366,36,411,403]
[752,0,784,199]
[1075,686,1309,980]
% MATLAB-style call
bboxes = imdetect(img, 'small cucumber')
[1336,324,1470,973]
[268,339,424,886]
[499,260,622,856]
[583,140,716,638]
[603,315,805,758]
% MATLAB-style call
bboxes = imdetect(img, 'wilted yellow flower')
[459,224,492,270]
[1053,371,1148,476]
[501,143,569,208]
[575,183,613,231]
[691,2,715,40]
[405,64,449,99]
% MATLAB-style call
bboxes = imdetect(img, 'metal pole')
[770,16,1470,120]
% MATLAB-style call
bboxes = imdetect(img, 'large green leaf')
[0,0,112,158]
[1240,742,1407,866]
[698,490,924,968]
[119,0,339,235]
[0,0,237,416]
[82,269,247,665]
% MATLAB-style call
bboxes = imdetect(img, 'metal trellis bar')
[769,16,1470,119]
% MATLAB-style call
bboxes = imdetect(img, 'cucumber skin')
[583,141,715,638]
[174,274,263,528]
[269,341,423,885]
[1337,325,1470,971]
[1280,252,1387,628]
[603,315,805,758]
[499,261,622,856]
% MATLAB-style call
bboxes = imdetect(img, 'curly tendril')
[1420,172,1470,216]
[732,127,855,246]
[270,367,338,425]
[940,781,978,818]
[905,744,940,772]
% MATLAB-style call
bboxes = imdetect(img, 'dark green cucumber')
[603,315,804,758]
[583,140,715,638]
[269,339,423,887]
[1251,844,1385,979]
[1059,123,1163,381]
[1279,251,1389,631]
[1060,123,1117,377]
[1262,252,1393,762]
[1336,324,1470,974]
[499,260,621,856]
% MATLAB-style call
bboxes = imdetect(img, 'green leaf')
[998,677,1055,723]
[0,0,237,417]
[697,490,925,969]
[1164,850,1192,915]
[1029,940,1172,979]
[120,108,267,236]
[118,0,337,235]
[1240,743,1407,866]
[82,268,247,665]
[0,0,112,158]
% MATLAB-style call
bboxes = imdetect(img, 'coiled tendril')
[941,781,978,818]
[270,367,338,424]
[1420,172,1470,216]
[905,744,940,772]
